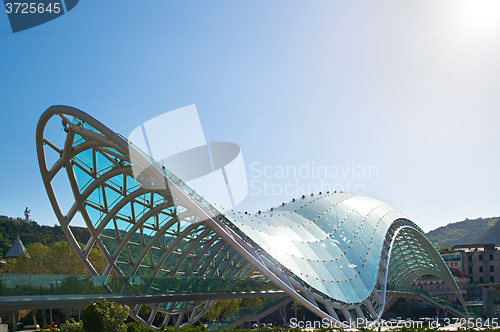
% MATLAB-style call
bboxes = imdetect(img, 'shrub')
[82,300,129,332]
[60,318,84,332]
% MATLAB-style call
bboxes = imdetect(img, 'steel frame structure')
[36,105,466,328]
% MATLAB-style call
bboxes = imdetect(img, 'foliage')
[203,298,242,322]
[125,322,172,332]
[82,302,102,332]
[242,298,262,307]
[473,218,500,244]
[60,318,84,332]
[426,216,500,248]
[82,300,129,332]
[0,216,89,258]
[125,322,143,332]
[2,240,104,275]
[438,246,450,253]
[291,300,303,311]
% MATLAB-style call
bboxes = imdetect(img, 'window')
[490,254,494,260]
[491,265,494,272]
[480,277,484,283]
[468,255,473,262]
[469,266,473,273]
[479,255,483,261]
[469,277,474,283]
[480,266,483,273]
[491,276,495,283]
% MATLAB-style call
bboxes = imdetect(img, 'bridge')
[383,284,471,320]
[32,106,470,328]
[0,274,472,324]
[0,274,285,311]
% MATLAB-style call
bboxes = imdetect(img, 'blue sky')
[1,1,500,232]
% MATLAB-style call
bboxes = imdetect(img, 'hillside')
[2,214,500,258]
[0,216,89,258]
[473,218,500,244]
[426,216,500,248]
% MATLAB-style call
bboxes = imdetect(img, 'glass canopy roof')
[37,106,466,328]
[223,193,406,304]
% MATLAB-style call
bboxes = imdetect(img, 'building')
[412,268,468,302]
[4,236,31,260]
[36,106,467,328]
[481,283,500,317]
[442,244,500,285]
[442,250,462,270]
[459,244,499,284]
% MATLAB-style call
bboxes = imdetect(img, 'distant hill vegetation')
[426,216,500,248]
[1,214,499,258]
[0,215,89,258]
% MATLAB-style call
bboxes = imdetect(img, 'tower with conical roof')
[5,236,31,259]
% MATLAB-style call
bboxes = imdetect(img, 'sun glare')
[267,234,304,258]
[456,1,500,32]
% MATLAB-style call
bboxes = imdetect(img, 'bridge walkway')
[0,274,284,310]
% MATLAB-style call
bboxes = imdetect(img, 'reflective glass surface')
[54,113,462,308]
[224,193,407,304]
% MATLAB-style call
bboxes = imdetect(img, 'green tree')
[203,298,242,322]
[0,217,90,258]
[3,242,50,274]
[82,300,128,332]
[438,245,450,253]
[3,241,105,275]
[60,318,84,332]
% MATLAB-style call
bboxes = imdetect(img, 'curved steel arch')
[37,105,466,328]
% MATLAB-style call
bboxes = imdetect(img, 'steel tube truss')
[36,106,466,328]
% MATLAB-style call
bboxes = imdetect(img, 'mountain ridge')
[426,216,500,248]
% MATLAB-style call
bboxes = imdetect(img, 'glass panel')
[95,151,115,176]
[322,210,341,227]
[321,193,353,205]
[289,226,319,243]
[73,133,87,146]
[347,274,367,302]
[359,268,376,293]
[305,201,328,215]
[302,223,328,240]
[74,148,93,171]
[311,197,337,210]
[344,210,363,231]
[338,280,358,304]
[296,207,319,221]
[309,260,334,282]
[324,280,346,303]
[284,213,311,226]
[345,246,364,271]
[74,165,93,192]
[336,255,357,280]
[364,251,379,276]
[293,242,321,261]
[86,205,104,227]
[315,217,336,235]
[321,239,343,259]
[333,222,355,252]
[356,224,372,249]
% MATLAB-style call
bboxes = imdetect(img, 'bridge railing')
[208,296,290,330]
[381,284,465,312]
[0,274,280,297]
